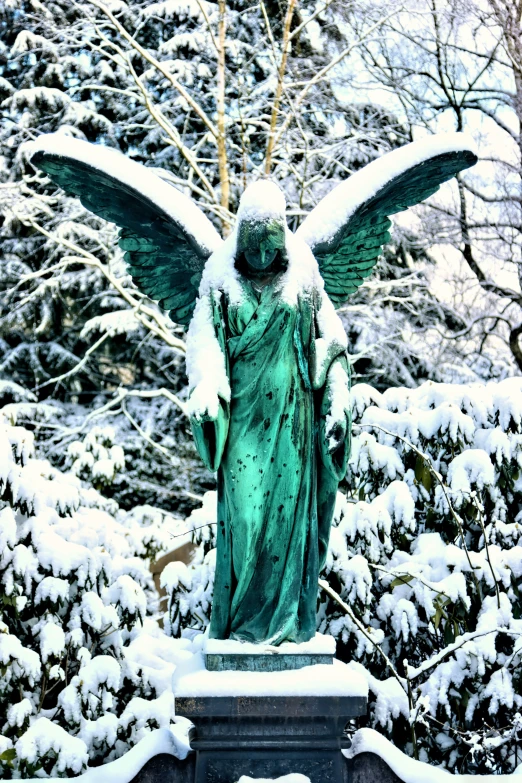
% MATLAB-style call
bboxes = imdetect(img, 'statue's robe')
[190,276,350,644]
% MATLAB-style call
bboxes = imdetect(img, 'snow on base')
[204,631,336,656]
[345,728,522,782]
[20,725,191,783]
[173,653,367,698]
[238,776,311,783]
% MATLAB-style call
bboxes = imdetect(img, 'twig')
[83,387,188,426]
[216,0,230,230]
[274,7,403,146]
[318,578,406,690]
[126,56,216,200]
[11,209,186,352]
[263,0,298,175]
[34,331,110,391]
[406,627,521,681]
[87,0,218,138]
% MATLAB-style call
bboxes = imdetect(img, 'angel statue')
[31,132,477,645]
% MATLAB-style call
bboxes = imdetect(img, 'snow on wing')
[30,134,223,325]
[296,132,478,307]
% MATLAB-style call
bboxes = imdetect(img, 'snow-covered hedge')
[0,398,190,778]
[1,377,521,777]
[165,378,522,775]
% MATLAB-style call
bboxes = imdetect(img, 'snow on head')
[237,179,286,221]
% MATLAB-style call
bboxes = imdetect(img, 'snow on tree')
[0,0,521,777]
[0,397,193,778]
[165,378,522,775]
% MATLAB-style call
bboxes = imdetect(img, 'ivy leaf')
[444,619,456,645]
[390,574,414,588]
[0,748,16,766]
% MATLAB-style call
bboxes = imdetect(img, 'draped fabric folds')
[190,277,350,644]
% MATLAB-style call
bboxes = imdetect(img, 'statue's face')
[244,243,279,271]
[236,218,286,276]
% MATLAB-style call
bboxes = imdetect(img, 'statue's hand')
[193,410,216,424]
[193,411,215,424]
[187,385,221,422]
[326,418,347,453]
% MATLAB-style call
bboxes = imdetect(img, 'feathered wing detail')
[30,134,223,325]
[296,133,478,306]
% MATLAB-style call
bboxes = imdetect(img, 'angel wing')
[30,134,222,325]
[296,133,478,307]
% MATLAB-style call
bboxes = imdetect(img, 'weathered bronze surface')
[205,652,333,671]
[190,215,351,645]
[32,133,477,647]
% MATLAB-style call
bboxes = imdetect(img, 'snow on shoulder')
[28,131,223,255]
[296,132,478,249]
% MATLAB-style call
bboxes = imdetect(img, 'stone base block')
[175,694,367,783]
[205,652,333,671]
[203,632,335,672]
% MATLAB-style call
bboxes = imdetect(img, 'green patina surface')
[31,137,478,652]
[205,653,334,672]
[191,274,350,646]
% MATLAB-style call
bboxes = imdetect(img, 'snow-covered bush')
[162,492,217,637]
[66,426,125,489]
[0,401,189,778]
[164,378,522,775]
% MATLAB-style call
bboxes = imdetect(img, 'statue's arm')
[186,290,230,472]
[318,353,351,481]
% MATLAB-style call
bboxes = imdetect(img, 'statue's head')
[235,181,287,277]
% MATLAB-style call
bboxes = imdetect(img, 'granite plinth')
[205,653,333,671]
[175,693,367,783]
[202,632,336,673]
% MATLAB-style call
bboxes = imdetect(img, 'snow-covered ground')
[345,729,522,781]
[17,723,522,783]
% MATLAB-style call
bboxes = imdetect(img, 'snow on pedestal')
[203,631,336,657]
[174,650,367,783]
[172,652,367,698]
[202,631,337,672]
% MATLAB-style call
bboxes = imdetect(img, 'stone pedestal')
[173,649,368,783]
[176,693,367,783]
